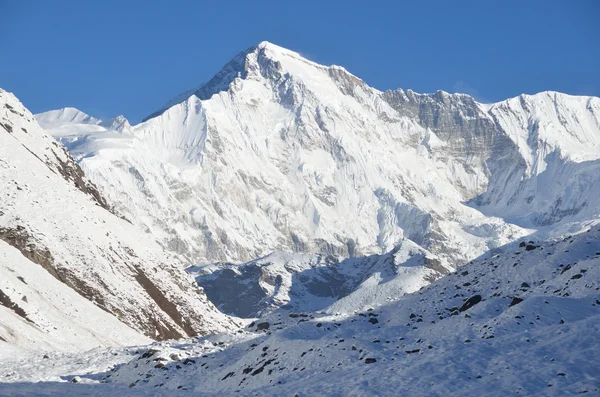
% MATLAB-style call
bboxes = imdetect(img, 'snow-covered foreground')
[2,227,598,396]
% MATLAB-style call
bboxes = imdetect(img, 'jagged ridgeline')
[38,42,600,270]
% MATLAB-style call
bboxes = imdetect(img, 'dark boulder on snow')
[364,358,377,364]
[459,295,482,312]
[510,297,524,307]
[140,349,160,359]
[256,322,270,330]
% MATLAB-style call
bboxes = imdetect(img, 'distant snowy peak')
[489,91,600,165]
[143,41,364,121]
[99,115,132,133]
[36,107,101,126]
[36,107,131,135]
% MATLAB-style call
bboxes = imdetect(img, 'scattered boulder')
[364,358,377,364]
[256,322,270,331]
[140,349,160,359]
[509,297,524,307]
[368,317,379,324]
[459,295,482,312]
[560,264,571,274]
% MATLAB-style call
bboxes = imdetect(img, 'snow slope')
[472,92,600,226]
[0,240,150,358]
[0,89,240,352]
[1,225,598,396]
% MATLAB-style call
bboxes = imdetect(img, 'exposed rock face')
[0,89,240,346]
[39,42,600,269]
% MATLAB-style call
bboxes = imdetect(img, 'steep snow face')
[191,239,451,318]
[4,225,597,396]
[0,240,150,357]
[0,89,240,349]
[41,42,584,267]
[471,92,600,226]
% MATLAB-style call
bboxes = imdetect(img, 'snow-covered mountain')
[0,39,599,396]
[0,89,240,354]
[39,42,600,273]
[2,225,598,396]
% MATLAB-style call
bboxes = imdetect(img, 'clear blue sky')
[1,0,598,123]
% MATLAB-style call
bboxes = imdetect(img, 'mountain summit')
[144,41,359,121]
[38,43,600,270]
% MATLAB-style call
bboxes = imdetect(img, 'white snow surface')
[0,240,150,357]
[0,89,240,352]
[1,226,598,396]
